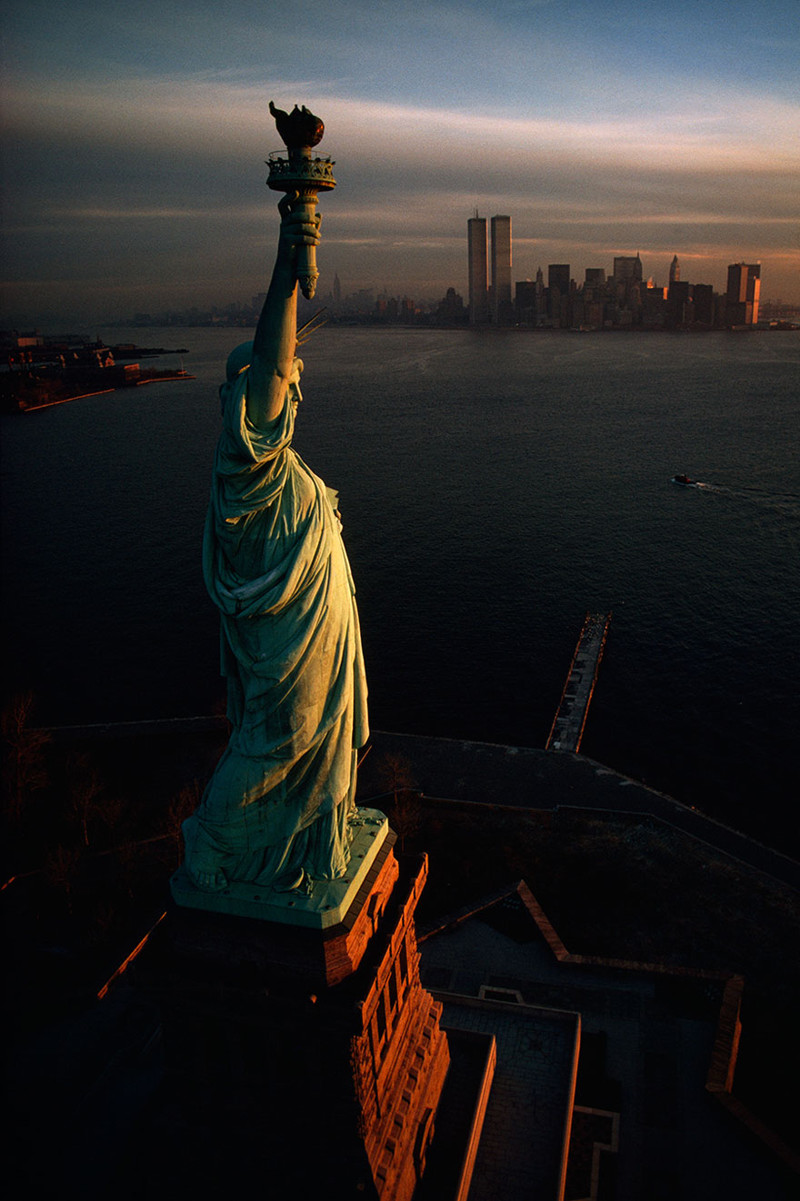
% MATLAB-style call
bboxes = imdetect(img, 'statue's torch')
[267,102,336,301]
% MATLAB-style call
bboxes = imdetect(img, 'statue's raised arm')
[246,195,321,426]
[241,101,334,425]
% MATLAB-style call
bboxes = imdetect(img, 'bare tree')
[88,898,117,946]
[98,792,125,841]
[377,752,421,852]
[1,692,50,826]
[166,780,201,866]
[45,844,81,915]
[67,753,105,847]
[116,839,140,901]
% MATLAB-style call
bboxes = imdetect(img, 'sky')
[2,0,799,326]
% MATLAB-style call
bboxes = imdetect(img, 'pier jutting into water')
[546,612,612,753]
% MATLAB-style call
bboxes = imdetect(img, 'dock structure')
[546,612,612,753]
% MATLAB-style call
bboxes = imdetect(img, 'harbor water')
[2,326,798,854]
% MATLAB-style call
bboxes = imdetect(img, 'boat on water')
[671,474,696,486]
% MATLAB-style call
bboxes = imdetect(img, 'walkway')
[546,612,612,752]
[358,730,800,893]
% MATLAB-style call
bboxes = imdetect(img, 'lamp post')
[267,102,336,300]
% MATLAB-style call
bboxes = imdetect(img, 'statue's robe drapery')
[183,369,368,887]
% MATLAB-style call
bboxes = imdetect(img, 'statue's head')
[226,341,254,381]
[222,344,304,416]
[289,357,304,411]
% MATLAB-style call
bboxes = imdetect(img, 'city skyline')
[3,0,799,326]
[110,241,785,327]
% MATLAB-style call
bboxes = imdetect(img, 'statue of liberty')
[181,170,368,895]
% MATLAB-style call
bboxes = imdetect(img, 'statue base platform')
[132,848,450,1200]
[169,807,389,929]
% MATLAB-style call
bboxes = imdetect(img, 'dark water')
[2,327,798,853]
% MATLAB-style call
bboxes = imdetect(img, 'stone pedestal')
[133,838,449,1201]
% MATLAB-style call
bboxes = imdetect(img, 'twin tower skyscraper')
[468,213,512,325]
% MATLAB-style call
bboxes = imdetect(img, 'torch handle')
[294,192,320,301]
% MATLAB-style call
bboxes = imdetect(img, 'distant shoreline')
[3,370,195,413]
[17,374,196,412]
[102,320,800,333]
[1,339,194,413]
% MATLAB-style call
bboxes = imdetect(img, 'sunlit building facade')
[726,262,761,325]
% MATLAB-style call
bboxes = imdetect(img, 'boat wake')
[671,476,800,515]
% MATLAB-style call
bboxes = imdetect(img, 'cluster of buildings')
[123,282,424,329]
[60,214,792,332]
[468,212,764,330]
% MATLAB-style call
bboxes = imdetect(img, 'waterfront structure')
[546,612,612,753]
[467,215,489,324]
[490,214,512,325]
[726,262,761,325]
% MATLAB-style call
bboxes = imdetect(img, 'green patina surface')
[172,808,388,928]
[179,104,367,908]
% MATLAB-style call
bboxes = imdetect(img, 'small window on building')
[479,985,524,1004]
[374,993,387,1044]
[387,963,399,1014]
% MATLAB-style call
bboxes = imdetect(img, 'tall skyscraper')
[467,215,489,324]
[515,280,537,325]
[693,284,714,326]
[490,215,512,325]
[667,280,692,326]
[548,264,571,293]
[669,255,680,284]
[726,262,761,325]
[613,255,643,283]
[547,264,571,325]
